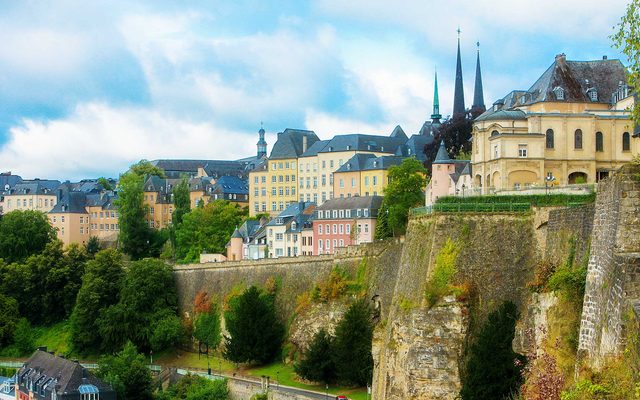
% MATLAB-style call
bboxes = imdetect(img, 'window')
[546,129,554,149]
[339,179,344,188]
[357,209,362,217]
[276,233,283,241]
[326,239,330,249]
[333,210,338,218]
[318,210,323,219]
[346,224,351,234]
[278,187,283,196]
[333,239,337,248]
[494,145,499,158]
[271,188,276,196]
[491,130,499,137]
[325,224,329,233]
[61,216,65,223]
[339,239,344,247]
[339,224,344,234]
[596,132,604,152]
[319,224,323,234]
[518,144,528,158]
[330,160,334,168]
[339,210,344,218]
[254,176,259,184]
[261,202,266,211]
[623,132,631,151]
[272,202,277,211]
[346,209,351,218]
[574,129,583,149]
[364,209,369,217]
[351,178,356,187]
[261,176,266,183]
[373,176,378,186]
[261,188,266,196]
[333,224,337,234]
[364,176,369,186]
[588,89,598,101]
[80,227,84,234]
[254,202,259,212]
[364,224,369,233]
[61,227,65,236]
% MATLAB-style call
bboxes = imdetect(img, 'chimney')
[302,135,308,153]
[555,53,566,62]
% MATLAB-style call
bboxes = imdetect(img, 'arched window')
[596,132,604,152]
[623,132,631,151]
[491,130,499,137]
[574,129,583,149]
[546,129,554,149]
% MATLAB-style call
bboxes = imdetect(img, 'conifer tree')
[332,299,373,386]
[294,328,336,384]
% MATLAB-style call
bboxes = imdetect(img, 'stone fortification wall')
[173,240,401,329]
[545,203,595,264]
[373,212,537,400]
[578,166,640,369]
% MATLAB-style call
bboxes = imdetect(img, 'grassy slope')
[0,321,73,358]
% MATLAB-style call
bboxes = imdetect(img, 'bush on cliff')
[461,301,525,400]
[224,286,285,365]
[424,238,460,307]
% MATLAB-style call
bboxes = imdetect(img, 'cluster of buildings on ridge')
[0,347,116,400]
[1,39,638,261]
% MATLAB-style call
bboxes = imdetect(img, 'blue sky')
[0,0,629,180]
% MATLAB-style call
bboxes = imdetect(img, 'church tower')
[471,42,486,118]
[257,124,267,158]
[453,29,466,119]
[431,70,442,124]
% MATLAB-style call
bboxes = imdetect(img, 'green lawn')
[0,320,74,358]
[155,350,368,400]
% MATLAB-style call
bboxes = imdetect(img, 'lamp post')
[325,384,329,399]
[545,173,556,196]
[150,350,153,364]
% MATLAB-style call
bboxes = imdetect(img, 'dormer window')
[291,221,297,230]
[553,87,565,100]
[346,145,351,150]
[587,88,598,102]
[491,130,499,137]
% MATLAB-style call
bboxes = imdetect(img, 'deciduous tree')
[0,210,56,263]
[382,158,427,235]
[97,341,153,400]
[0,294,19,347]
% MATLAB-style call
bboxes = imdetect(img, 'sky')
[0,0,630,180]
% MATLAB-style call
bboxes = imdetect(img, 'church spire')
[431,70,442,123]
[472,41,486,117]
[453,28,466,119]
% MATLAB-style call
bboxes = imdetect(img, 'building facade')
[265,202,315,258]
[425,141,472,205]
[333,154,405,198]
[0,180,60,215]
[472,54,638,192]
[312,196,382,255]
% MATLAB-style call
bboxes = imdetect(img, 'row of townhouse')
[226,195,383,260]
[248,126,433,216]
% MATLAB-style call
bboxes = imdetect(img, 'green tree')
[97,177,114,191]
[0,210,56,263]
[224,286,284,365]
[193,305,222,350]
[13,318,34,355]
[374,204,392,240]
[382,158,427,235]
[294,328,336,384]
[115,171,154,260]
[423,117,473,170]
[172,177,191,226]
[129,159,166,178]
[613,0,640,125]
[175,200,247,262]
[332,299,374,386]
[0,294,19,347]
[96,341,153,400]
[461,301,525,400]
[151,314,184,352]
[98,258,178,352]
[85,236,101,256]
[70,249,125,353]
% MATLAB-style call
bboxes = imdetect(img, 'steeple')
[256,122,267,158]
[430,70,442,124]
[471,41,486,117]
[453,28,466,119]
[434,140,452,163]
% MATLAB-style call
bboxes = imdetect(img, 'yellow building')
[143,176,179,229]
[332,154,404,198]
[249,129,319,216]
[472,54,638,192]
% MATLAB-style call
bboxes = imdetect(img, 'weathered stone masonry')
[578,166,640,369]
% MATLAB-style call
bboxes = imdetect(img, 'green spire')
[431,70,442,123]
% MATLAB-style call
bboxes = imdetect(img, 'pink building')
[312,196,383,255]
[425,140,472,205]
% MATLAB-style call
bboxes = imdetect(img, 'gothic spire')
[431,70,442,123]
[472,41,486,116]
[453,28,466,118]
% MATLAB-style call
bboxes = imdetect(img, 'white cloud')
[0,103,257,180]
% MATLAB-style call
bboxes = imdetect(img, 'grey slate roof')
[150,159,248,179]
[211,176,249,195]
[434,140,454,164]
[300,140,330,157]
[395,134,433,162]
[335,154,405,173]
[525,56,626,104]
[0,173,22,191]
[319,134,406,154]
[50,192,88,214]
[4,180,61,196]
[316,195,384,215]
[390,125,408,139]
[269,129,319,160]
[449,161,472,184]
[475,109,527,122]
[17,350,116,400]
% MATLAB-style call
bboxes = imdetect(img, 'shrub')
[425,238,459,307]
[312,267,350,303]
[436,193,595,207]
[461,301,525,400]
[151,314,185,352]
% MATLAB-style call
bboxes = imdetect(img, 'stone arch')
[492,171,502,190]
[474,174,482,187]
[508,170,538,189]
[568,171,588,184]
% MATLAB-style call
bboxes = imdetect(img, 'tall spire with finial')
[453,27,466,119]
[257,122,267,158]
[431,69,442,124]
[472,41,486,117]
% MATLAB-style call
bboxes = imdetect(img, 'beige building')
[265,202,315,258]
[332,154,405,199]
[472,54,638,192]
[1,180,60,214]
